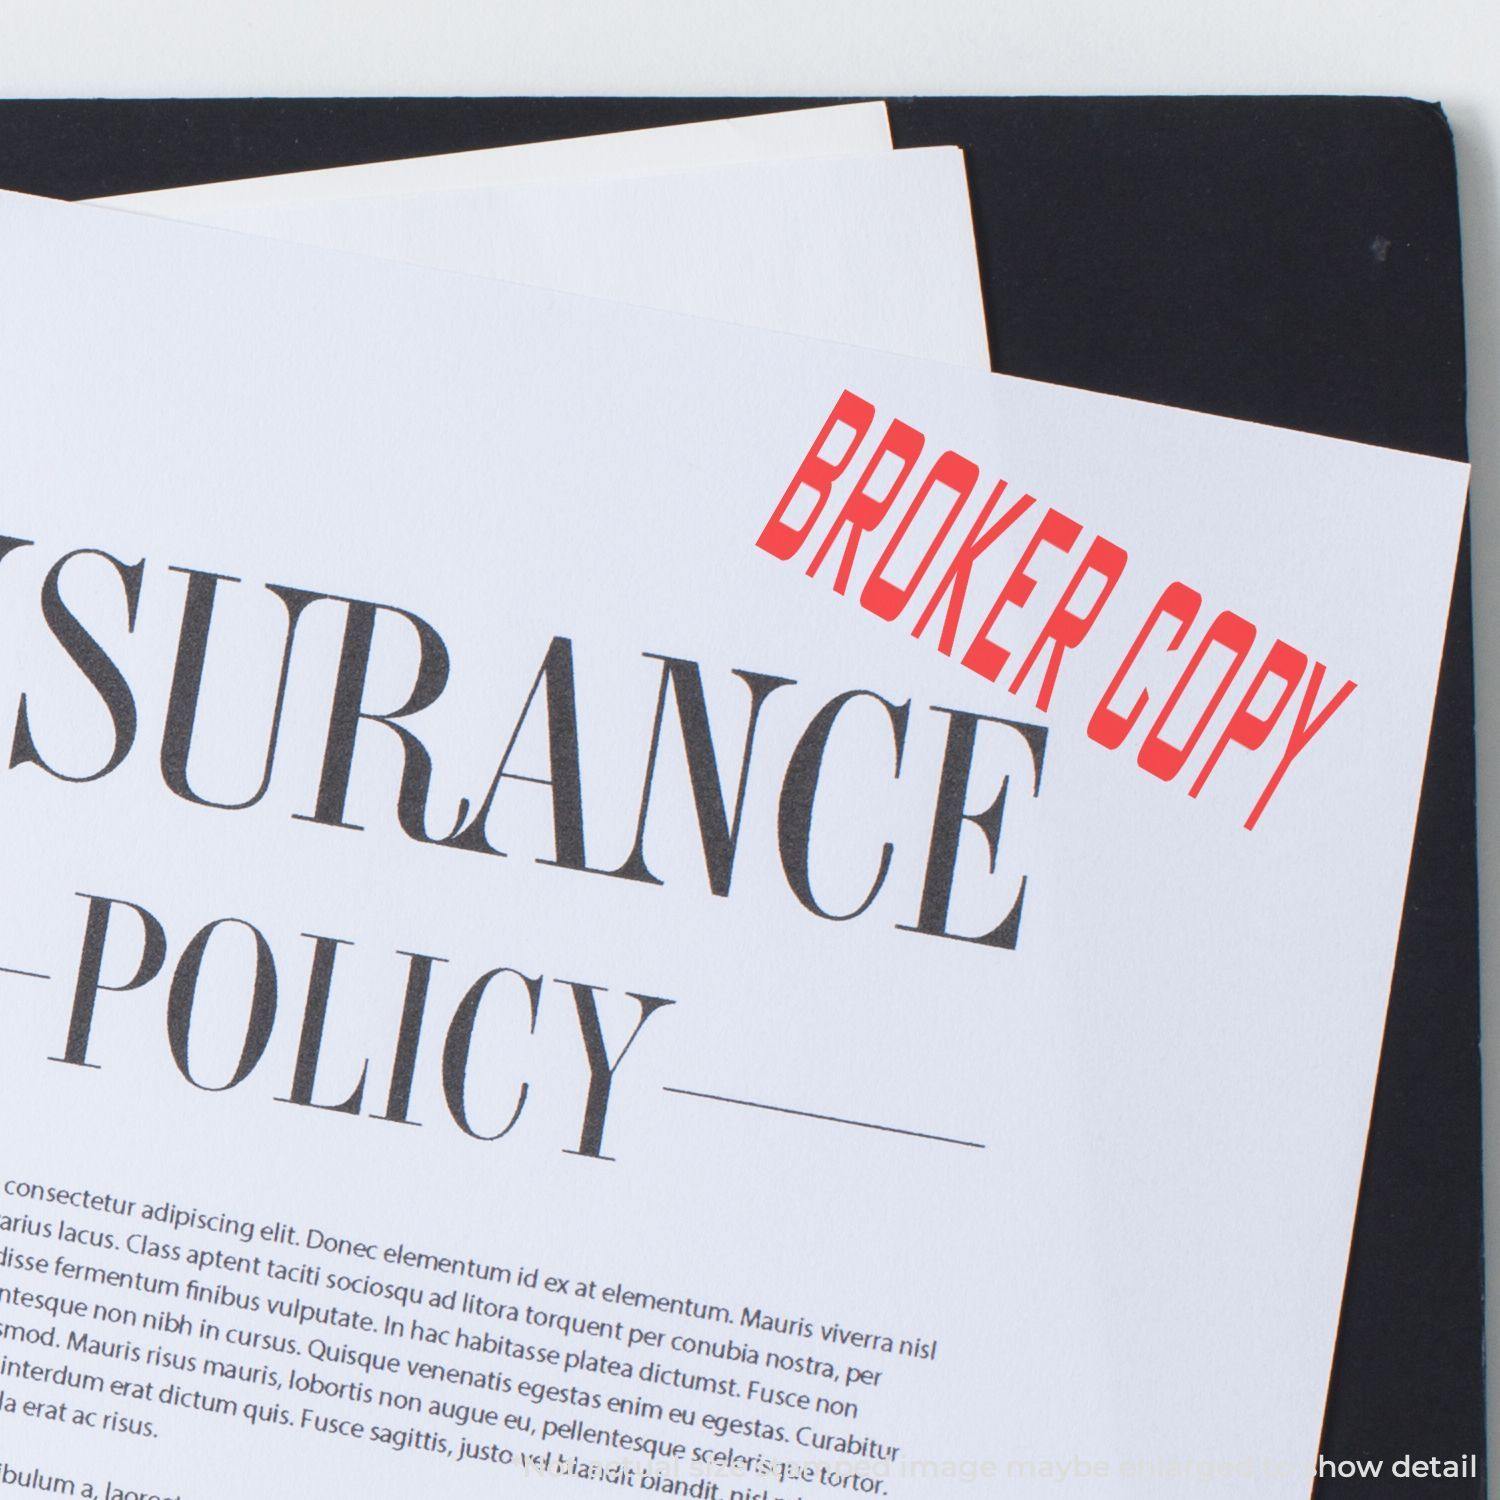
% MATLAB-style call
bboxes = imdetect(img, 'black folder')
[0,94,1480,1495]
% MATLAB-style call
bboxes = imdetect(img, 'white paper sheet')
[92,101,891,209]
[103,151,988,366]
[0,190,1469,1499]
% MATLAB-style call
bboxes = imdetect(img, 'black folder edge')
[0,95,1482,1497]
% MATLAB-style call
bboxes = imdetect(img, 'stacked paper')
[0,103,1470,1500]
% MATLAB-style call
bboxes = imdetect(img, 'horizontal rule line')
[662,1086,985,1150]
[0,964,50,981]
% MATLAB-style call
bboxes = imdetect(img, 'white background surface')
[1,0,1496,1469]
